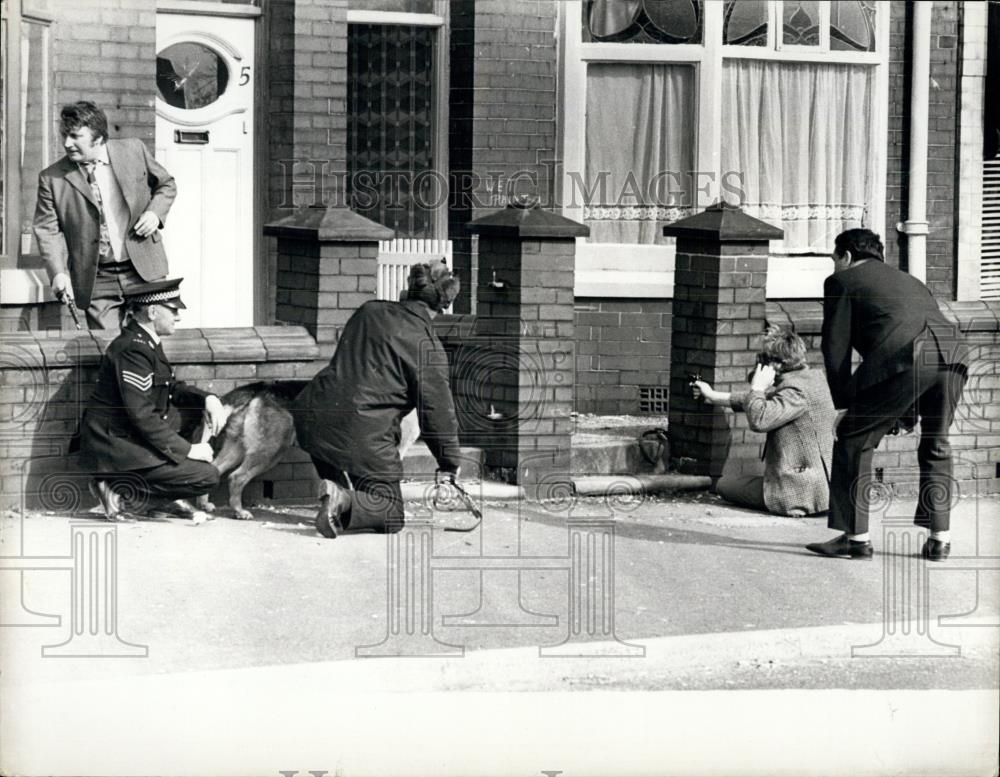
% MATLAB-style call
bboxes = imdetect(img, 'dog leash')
[433,470,483,532]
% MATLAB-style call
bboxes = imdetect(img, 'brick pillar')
[464,200,585,499]
[664,203,783,479]
[264,205,392,358]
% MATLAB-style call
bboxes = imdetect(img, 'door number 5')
[239,66,251,86]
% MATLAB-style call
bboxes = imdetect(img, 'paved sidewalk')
[3,491,998,776]
[3,491,997,687]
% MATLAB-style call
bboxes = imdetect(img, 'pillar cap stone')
[264,205,394,242]
[662,201,783,241]
[467,198,589,238]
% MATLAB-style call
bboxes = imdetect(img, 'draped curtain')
[721,59,875,251]
[584,63,696,244]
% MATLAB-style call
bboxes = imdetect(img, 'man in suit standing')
[807,229,969,561]
[33,101,177,329]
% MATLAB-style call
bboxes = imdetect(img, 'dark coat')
[33,138,176,310]
[821,260,969,409]
[80,320,209,472]
[292,300,462,480]
[730,367,836,516]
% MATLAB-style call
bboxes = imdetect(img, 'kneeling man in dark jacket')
[293,261,463,537]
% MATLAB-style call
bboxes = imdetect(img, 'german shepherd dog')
[195,381,420,520]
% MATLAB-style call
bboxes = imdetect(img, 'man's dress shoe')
[805,534,874,559]
[922,538,951,562]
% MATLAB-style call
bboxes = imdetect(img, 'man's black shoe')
[922,538,951,562]
[805,534,874,559]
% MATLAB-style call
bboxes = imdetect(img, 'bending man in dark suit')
[33,101,177,329]
[807,229,969,561]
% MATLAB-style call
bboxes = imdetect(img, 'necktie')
[84,162,112,261]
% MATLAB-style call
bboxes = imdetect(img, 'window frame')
[558,0,889,299]
[1,0,53,305]
[345,1,449,240]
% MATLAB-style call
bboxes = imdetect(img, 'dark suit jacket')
[33,138,177,310]
[80,320,209,472]
[821,260,969,409]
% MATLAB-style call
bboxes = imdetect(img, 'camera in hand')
[746,353,780,383]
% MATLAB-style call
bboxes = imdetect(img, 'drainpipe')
[898,1,932,282]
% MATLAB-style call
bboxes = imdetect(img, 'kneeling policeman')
[80,278,227,521]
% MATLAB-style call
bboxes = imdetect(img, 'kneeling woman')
[691,327,836,518]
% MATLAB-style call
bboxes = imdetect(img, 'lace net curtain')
[584,63,696,244]
[722,59,875,252]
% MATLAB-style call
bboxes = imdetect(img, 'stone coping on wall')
[4,300,997,371]
[0,326,319,369]
[765,299,1000,335]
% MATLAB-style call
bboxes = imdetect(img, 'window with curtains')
[584,63,696,245]
[565,0,886,263]
[721,59,875,251]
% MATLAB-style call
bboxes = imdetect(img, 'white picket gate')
[376,238,454,302]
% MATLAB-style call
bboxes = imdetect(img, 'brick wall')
[265,0,350,324]
[884,0,962,298]
[574,299,673,416]
[448,0,559,312]
[48,0,157,150]
[0,328,324,512]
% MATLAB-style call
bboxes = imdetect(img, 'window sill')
[0,268,54,305]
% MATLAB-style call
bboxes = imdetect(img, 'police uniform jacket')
[80,320,209,472]
[292,299,463,480]
[729,366,836,516]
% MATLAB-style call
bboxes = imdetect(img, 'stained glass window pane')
[584,0,702,44]
[782,0,820,46]
[830,0,876,52]
[723,0,768,46]
[348,0,434,13]
[348,24,435,239]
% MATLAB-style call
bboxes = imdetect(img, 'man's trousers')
[311,457,405,533]
[828,343,967,535]
[102,458,220,505]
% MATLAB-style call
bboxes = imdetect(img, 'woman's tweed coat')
[730,366,837,516]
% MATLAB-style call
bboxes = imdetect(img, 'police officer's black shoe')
[89,479,135,523]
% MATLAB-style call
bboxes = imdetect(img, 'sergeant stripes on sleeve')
[121,370,153,391]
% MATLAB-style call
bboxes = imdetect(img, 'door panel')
[155,13,254,327]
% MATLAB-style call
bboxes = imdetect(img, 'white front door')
[154,12,254,327]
